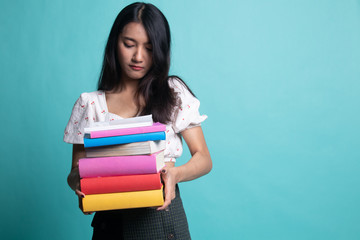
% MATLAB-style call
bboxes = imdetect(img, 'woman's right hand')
[68,144,93,215]
[75,189,85,198]
[67,166,93,214]
[75,189,93,215]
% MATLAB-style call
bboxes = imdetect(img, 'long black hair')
[98,2,194,123]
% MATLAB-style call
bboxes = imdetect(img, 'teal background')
[1,0,359,239]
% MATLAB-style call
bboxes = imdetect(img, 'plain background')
[1,0,359,239]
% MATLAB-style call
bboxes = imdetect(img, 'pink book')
[88,122,166,139]
[79,151,165,178]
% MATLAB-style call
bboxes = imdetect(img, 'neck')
[112,75,139,94]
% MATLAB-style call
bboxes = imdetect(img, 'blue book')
[84,132,166,148]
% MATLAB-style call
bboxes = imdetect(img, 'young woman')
[64,2,212,239]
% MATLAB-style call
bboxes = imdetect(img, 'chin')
[122,71,143,81]
[130,74,146,80]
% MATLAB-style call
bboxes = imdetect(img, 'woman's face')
[117,22,153,82]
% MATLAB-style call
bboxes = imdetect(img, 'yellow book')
[82,187,164,212]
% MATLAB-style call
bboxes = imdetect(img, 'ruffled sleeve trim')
[169,78,208,133]
[164,157,177,163]
[63,93,94,144]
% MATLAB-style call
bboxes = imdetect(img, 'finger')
[76,190,85,198]
[165,187,176,201]
[171,192,176,200]
[75,189,85,198]
[157,186,173,210]
[157,198,172,211]
[160,169,170,184]
[160,168,167,182]
[157,190,171,210]
[78,195,84,212]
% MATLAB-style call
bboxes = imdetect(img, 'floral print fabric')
[63,78,207,162]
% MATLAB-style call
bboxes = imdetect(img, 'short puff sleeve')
[63,93,95,144]
[169,79,207,133]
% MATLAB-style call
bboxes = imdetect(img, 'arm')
[157,126,212,210]
[67,144,94,214]
[67,144,86,197]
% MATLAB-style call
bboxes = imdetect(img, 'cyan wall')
[0,0,359,239]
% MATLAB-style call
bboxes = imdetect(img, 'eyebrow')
[123,36,151,45]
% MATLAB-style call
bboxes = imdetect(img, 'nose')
[132,47,145,63]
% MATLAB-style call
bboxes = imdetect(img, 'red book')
[80,173,163,195]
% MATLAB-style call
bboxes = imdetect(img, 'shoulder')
[167,77,207,133]
[168,76,197,103]
[74,91,105,111]
[168,77,188,94]
[69,90,105,117]
[168,77,197,105]
[78,90,104,103]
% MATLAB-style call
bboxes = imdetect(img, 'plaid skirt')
[91,185,191,240]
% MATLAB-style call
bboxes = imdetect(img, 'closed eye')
[145,44,153,52]
[124,42,134,48]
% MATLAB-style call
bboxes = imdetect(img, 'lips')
[129,65,144,71]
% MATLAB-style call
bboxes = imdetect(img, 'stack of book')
[79,115,167,212]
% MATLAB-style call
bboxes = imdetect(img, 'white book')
[85,140,166,158]
[84,114,153,134]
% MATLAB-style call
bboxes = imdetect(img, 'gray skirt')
[91,185,191,240]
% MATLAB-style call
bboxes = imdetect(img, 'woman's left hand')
[157,166,179,211]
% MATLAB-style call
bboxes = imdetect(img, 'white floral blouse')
[63,78,207,162]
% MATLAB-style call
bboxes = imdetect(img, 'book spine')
[84,131,166,148]
[79,154,159,178]
[90,122,166,138]
[82,187,164,212]
[80,173,162,195]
